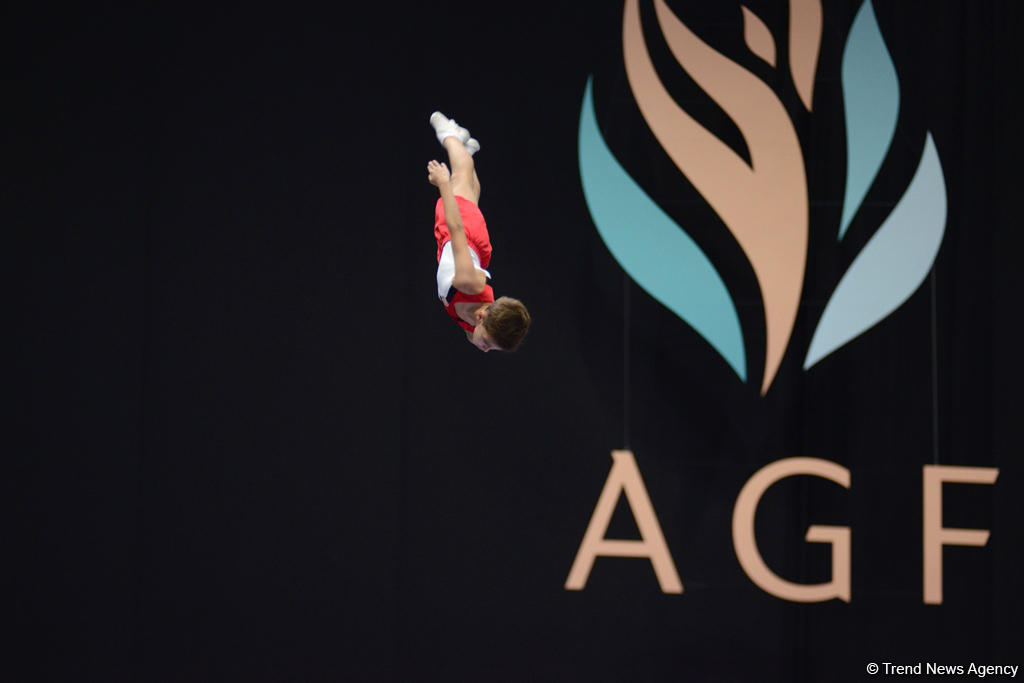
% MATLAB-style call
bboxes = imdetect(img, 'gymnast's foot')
[429,111,471,146]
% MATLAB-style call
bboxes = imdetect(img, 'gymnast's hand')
[427,160,450,187]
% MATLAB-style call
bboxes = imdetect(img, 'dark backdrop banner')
[8,2,1022,681]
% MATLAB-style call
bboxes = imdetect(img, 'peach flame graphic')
[624,0,817,394]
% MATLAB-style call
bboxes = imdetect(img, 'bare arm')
[428,160,487,295]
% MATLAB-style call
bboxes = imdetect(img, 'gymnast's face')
[471,305,502,352]
[470,324,500,352]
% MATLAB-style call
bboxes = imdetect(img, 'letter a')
[565,450,682,593]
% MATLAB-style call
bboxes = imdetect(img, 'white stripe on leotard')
[436,241,491,305]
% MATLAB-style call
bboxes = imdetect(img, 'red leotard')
[434,196,494,332]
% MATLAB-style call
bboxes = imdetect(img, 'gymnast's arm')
[428,160,487,295]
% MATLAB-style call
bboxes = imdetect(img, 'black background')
[7,2,1022,681]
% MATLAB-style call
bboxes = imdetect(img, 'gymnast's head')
[471,297,531,352]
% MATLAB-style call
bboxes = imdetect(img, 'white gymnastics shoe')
[429,111,471,146]
[465,137,480,156]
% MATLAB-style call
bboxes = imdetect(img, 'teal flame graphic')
[579,78,747,381]
[839,0,900,239]
[805,135,946,369]
[806,0,947,367]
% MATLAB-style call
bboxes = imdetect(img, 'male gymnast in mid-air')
[427,111,530,352]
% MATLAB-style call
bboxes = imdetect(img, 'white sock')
[465,138,480,156]
[430,111,470,146]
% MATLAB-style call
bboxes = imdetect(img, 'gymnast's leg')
[443,136,481,205]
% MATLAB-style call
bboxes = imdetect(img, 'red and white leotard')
[434,196,494,333]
